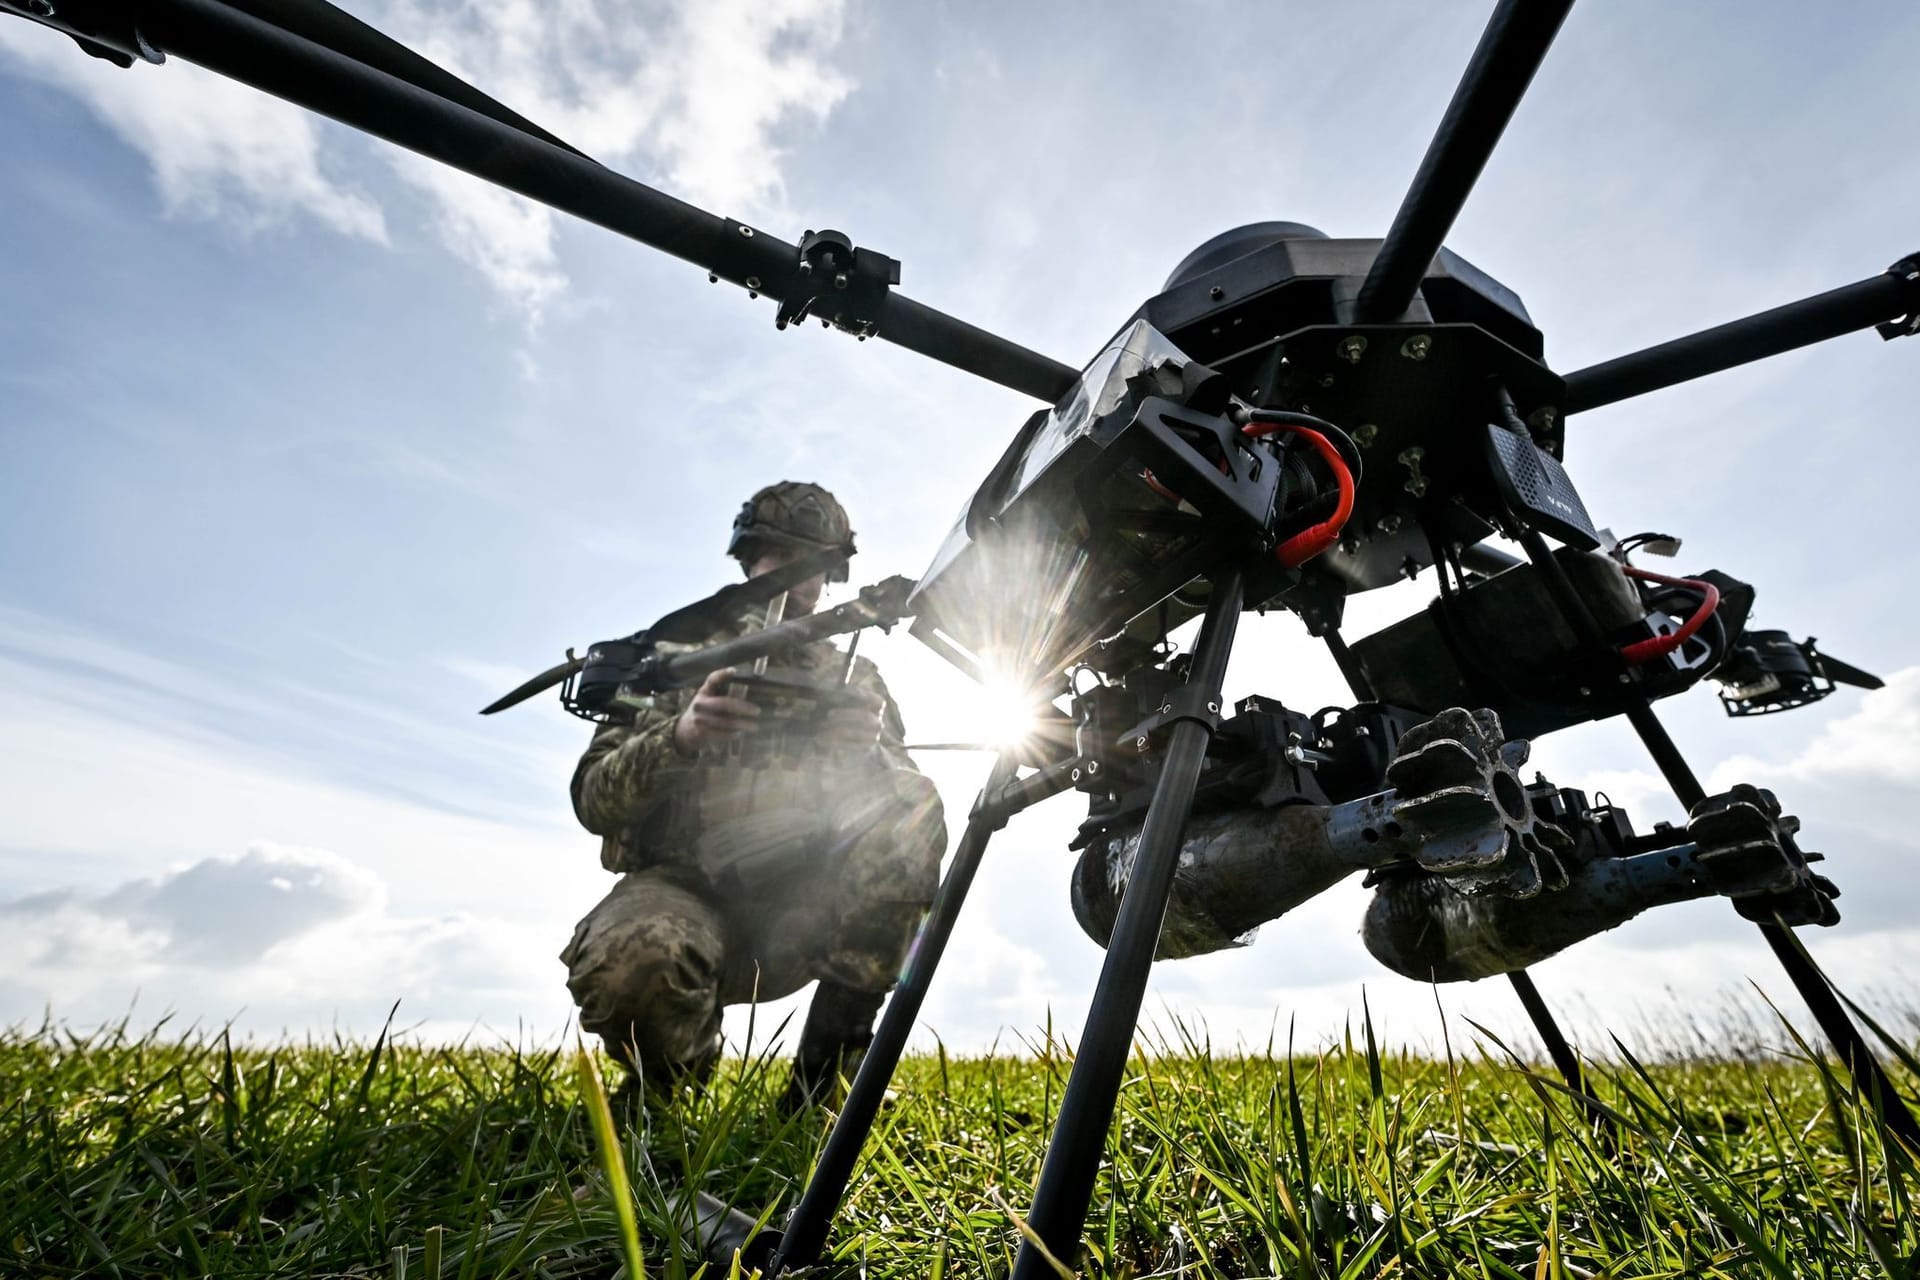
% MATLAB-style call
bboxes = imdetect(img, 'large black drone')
[12,1,1919,1274]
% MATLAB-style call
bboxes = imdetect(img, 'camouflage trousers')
[561,769,945,1079]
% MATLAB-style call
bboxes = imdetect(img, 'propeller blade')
[480,653,584,715]
[1813,648,1884,691]
[650,546,849,643]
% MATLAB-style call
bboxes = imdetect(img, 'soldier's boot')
[781,981,886,1113]
[607,1044,720,1132]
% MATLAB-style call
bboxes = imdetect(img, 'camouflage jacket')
[570,602,918,874]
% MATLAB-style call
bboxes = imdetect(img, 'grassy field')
[4,1010,1917,1279]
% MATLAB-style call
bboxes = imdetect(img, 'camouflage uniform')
[560,603,946,1080]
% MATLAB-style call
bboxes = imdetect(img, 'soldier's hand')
[820,687,885,749]
[673,667,761,755]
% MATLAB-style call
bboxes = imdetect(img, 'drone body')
[4,0,1919,1275]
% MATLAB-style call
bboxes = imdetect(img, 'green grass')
[3,1008,1916,1278]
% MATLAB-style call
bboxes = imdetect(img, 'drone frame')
[6,0,1919,1274]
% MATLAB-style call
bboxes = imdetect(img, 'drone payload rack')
[8,0,1919,1275]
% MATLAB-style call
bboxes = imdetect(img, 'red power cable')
[1618,564,1721,664]
[1241,420,1357,567]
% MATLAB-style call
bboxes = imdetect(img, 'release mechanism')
[774,228,900,338]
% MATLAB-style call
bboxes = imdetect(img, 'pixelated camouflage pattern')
[562,598,944,1073]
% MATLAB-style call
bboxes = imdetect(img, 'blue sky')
[2,0,1918,1056]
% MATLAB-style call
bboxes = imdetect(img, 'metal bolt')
[745,276,761,291]
[834,272,849,289]
[1352,423,1378,447]
[707,272,719,284]
[796,260,813,277]
[1375,513,1402,534]
[1400,334,1432,361]
[1338,335,1368,363]
[1397,445,1428,495]
[1209,285,1225,300]
[1071,768,1082,782]
[820,317,831,327]
[1086,760,1101,775]
[738,225,755,238]
[1528,406,1558,434]
[1206,701,1219,714]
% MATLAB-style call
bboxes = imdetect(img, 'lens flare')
[974,672,1048,751]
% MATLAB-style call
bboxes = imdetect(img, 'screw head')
[1352,423,1378,447]
[1209,285,1225,300]
[1400,334,1432,361]
[834,272,849,289]
[745,275,762,291]
[1375,513,1402,534]
[1337,335,1368,363]
[738,225,755,238]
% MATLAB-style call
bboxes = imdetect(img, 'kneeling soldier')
[561,482,946,1107]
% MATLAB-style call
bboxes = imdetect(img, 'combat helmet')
[728,481,857,582]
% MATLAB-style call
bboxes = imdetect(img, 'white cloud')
[0,0,854,313]
[382,0,851,315]
[1715,667,1920,794]
[393,155,565,317]
[0,23,387,242]
[0,842,566,1035]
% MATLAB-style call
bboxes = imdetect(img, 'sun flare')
[898,653,1053,754]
